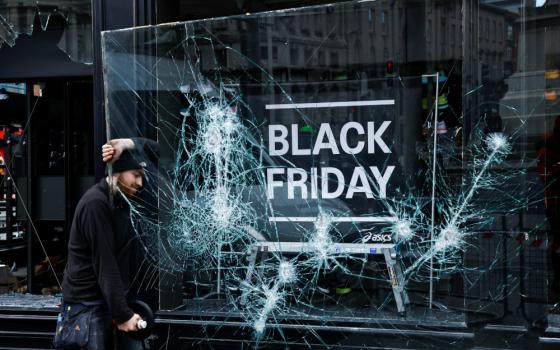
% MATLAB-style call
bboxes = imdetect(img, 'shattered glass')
[0,0,92,64]
[0,292,60,309]
[102,0,560,347]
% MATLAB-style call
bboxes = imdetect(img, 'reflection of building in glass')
[202,1,519,85]
[499,0,560,153]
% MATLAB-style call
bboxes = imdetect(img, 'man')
[59,138,152,349]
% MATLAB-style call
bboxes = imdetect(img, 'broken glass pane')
[102,0,559,347]
[0,292,60,309]
[0,1,92,64]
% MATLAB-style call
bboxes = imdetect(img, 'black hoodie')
[61,179,135,323]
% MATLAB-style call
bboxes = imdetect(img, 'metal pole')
[26,84,33,293]
[100,31,113,206]
[5,126,12,242]
[92,0,107,182]
[429,72,440,310]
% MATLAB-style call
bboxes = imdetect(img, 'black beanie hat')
[111,149,146,173]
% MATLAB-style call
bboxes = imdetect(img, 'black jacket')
[62,179,135,323]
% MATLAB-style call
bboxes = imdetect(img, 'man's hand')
[102,138,135,163]
[117,313,142,332]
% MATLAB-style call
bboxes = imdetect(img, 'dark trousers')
[59,304,112,350]
[86,305,113,350]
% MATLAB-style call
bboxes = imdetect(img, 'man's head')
[109,149,146,197]
[114,169,143,197]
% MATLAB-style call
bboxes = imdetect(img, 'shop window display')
[102,0,560,346]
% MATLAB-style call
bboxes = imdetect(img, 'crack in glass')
[102,1,553,347]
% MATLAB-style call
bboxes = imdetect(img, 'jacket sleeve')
[82,199,134,324]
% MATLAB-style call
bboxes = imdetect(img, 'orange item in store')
[545,89,558,101]
[545,70,560,80]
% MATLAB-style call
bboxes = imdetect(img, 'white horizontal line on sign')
[269,216,397,223]
[265,100,395,110]
[254,242,393,254]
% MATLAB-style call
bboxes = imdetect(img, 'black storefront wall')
[0,30,92,350]
[0,16,91,289]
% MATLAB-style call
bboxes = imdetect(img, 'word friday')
[266,121,395,199]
